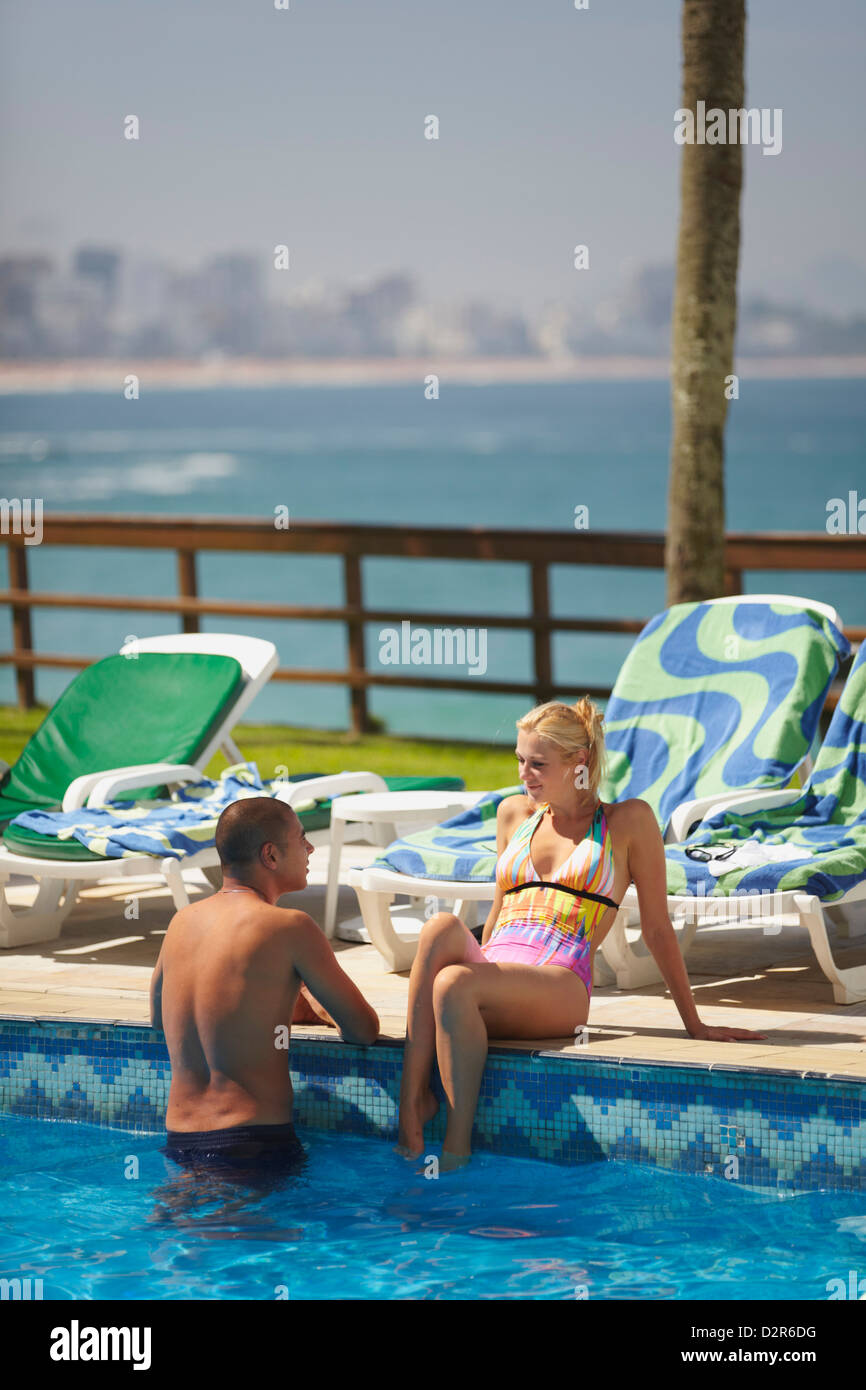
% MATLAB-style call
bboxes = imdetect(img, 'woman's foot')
[395,1088,439,1157]
[440,1149,471,1172]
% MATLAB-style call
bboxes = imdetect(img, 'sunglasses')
[685,841,739,864]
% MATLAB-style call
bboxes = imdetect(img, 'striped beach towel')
[600,599,849,829]
[664,644,866,902]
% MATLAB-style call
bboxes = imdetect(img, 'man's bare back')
[150,799,379,1137]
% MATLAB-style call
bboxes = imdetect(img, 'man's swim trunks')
[165,1120,304,1167]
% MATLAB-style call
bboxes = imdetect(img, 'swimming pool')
[2,1019,863,1190]
[1,1018,864,1302]
[1,1113,864,1301]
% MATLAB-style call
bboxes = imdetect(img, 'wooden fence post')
[723,567,743,597]
[531,560,553,706]
[8,544,35,709]
[343,554,369,735]
[177,550,199,634]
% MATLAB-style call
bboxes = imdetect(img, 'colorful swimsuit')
[481,801,619,997]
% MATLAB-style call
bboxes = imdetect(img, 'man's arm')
[149,949,164,1032]
[293,982,337,1027]
[288,912,379,1045]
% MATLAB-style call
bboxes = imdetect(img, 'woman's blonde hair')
[515,696,606,797]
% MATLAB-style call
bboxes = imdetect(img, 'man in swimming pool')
[150,797,379,1166]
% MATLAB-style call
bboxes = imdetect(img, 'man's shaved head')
[215,797,297,871]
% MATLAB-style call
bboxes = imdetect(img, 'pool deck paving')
[1,848,866,1081]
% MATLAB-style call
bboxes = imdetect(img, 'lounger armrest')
[272,771,388,807]
[354,864,497,900]
[63,763,203,812]
[667,788,803,843]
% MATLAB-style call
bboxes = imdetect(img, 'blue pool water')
[1,1115,864,1300]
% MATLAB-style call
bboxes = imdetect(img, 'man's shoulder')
[258,902,317,934]
[164,900,199,936]
[177,897,317,937]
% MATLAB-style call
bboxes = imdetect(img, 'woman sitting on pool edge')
[397,697,766,1169]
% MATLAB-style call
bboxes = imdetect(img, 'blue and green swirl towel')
[665,642,866,904]
[10,765,285,860]
[600,599,849,828]
[372,787,523,882]
[374,600,850,884]
[6,769,467,862]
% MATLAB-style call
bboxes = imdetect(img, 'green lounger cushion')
[0,651,244,828]
[380,776,465,795]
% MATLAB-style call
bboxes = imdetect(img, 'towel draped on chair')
[665,644,866,902]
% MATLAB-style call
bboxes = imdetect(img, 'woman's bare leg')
[433,961,589,1169]
[397,912,477,1155]
[432,965,489,1169]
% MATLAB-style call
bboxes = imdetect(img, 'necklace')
[218,886,268,902]
[545,799,600,827]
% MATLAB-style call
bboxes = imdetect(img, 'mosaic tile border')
[0,1019,863,1192]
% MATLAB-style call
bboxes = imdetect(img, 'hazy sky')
[2,0,865,315]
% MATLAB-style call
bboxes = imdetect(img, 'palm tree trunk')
[666,0,746,605]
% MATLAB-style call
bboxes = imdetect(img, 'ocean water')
[2,1114,865,1301]
[0,378,863,739]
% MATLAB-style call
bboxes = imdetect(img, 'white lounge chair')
[344,595,849,973]
[601,641,866,1002]
[0,634,463,946]
[0,632,277,947]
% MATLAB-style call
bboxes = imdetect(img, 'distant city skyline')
[2,0,865,325]
[3,240,865,362]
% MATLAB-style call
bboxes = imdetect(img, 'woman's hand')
[688,1023,767,1041]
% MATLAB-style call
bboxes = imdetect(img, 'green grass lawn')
[0,707,518,791]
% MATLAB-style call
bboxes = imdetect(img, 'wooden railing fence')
[2,515,863,731]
